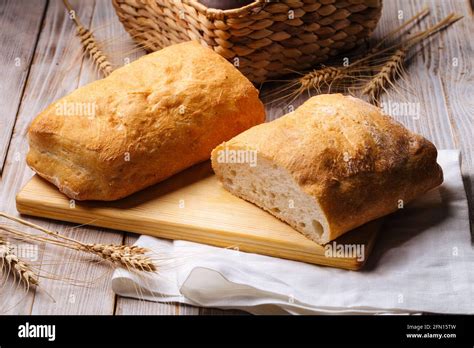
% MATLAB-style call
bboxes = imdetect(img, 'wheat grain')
[0,237,38,288]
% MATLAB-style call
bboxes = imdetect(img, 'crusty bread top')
[27,41,265,200]
[213,94,443,238]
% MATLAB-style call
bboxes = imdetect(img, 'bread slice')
[211,94,443,244]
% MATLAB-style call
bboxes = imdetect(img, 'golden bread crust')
[27,41,265,200]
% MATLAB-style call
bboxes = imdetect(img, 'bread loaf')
[27,41,265,201]
[211,94,443,244]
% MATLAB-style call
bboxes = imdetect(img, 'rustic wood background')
[0,0,472,314]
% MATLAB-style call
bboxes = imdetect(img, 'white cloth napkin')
[112,150,474,314]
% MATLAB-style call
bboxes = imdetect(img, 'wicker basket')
[112,0,383,83]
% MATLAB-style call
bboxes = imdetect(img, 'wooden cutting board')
[16,161,380,270]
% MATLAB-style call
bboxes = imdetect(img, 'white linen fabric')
[112,150,473,314]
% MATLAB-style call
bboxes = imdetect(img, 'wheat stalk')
[361,12,462,104]
[370,7,430,53]
[62,0,113,77]
[0,213,156,273]
[0,236,38,288]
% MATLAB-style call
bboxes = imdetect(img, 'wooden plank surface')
[0,0,472,314]
[0,0,47,173]
[17,172,379,270]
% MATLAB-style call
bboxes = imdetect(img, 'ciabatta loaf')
[27,41,265,201]
[211,94,443,244]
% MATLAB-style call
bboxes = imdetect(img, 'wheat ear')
[0,236,38,288]
[0,225,157,273]
[299,66,347,92]
[362,48,407,105]
[62,0,113,77]
[80,244,156,272]
[0,213,156,273]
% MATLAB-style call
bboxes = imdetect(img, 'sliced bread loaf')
[211,94,443,244]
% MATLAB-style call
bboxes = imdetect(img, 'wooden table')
[0,0,472,315]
